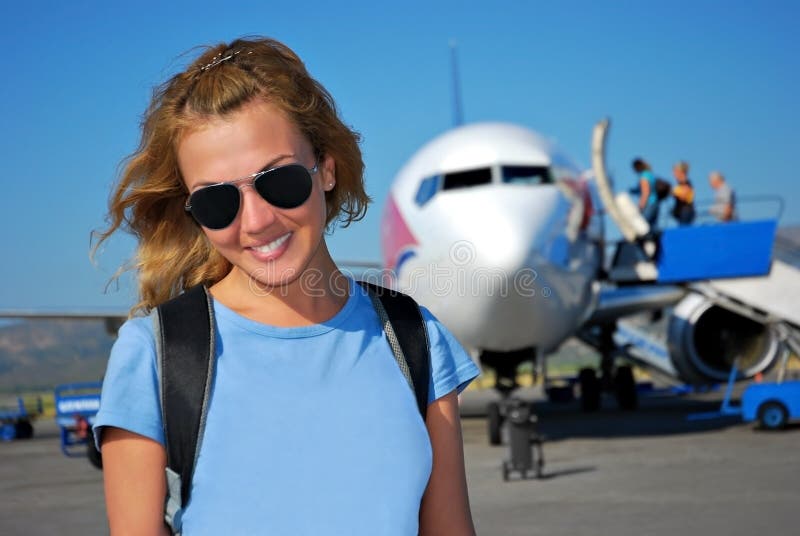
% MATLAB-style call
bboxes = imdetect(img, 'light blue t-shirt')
[94,279,480,535]
[640,170,658,208]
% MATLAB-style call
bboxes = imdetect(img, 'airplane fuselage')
[381,123,603,354]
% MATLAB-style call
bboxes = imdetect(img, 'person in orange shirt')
[671,161,696,225]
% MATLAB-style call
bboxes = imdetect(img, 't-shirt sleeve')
[92,315,164,450]
[420,307,481,404]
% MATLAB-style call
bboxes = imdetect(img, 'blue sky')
[1,0,797,309]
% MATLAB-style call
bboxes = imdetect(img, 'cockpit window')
[442,168,492,190]
[414,175,440,207]
[502,165,551,185]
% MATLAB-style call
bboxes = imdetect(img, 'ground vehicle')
[742,380,800,429]
[54,381,102,468]
[686,324,799,430]
[742,326,800,430]
[0,395,41,441]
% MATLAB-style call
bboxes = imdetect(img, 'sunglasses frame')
[184,161,319,229]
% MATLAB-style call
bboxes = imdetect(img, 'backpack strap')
[153,281,428,534]
[155,285,216,535]
[357,281,430,420]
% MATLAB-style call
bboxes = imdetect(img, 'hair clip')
[199,50,251,72]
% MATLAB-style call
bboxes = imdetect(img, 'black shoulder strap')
[357,281,430,420]
[154,281,428,532]
[155,285,215,534]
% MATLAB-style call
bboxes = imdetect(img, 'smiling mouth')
[251,233,291,254]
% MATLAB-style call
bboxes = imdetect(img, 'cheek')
[322,194,332,224]
[202,227,238,250]
[310,181,330,223]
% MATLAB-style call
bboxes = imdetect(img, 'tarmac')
[1,386,798,535]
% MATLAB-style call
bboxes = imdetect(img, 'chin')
[247,256,325,295]
[246,261,301,287]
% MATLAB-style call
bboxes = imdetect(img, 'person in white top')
[708,171,737,222]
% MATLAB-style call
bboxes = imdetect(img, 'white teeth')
[252,233,290,254]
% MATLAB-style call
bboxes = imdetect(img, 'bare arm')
[419,390,476,536]
[723,202,734,221]
[639,177,650,210]
[102,427,170,536]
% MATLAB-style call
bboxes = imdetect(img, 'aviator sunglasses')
[185,161,318,229]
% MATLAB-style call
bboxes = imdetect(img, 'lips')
[247,232,292,261]
[251,233,291,254]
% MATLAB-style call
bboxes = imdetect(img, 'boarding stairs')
[591,119,800,378]
[591,119,794,293]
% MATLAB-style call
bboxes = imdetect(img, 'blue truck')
[0,395,41,441]
[743,326,800,430]
[687,324,800,430]
[54,381,103,468]
[742,380,800,429]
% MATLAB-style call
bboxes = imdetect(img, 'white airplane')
[3,118,798,447]
[366,117,799,443]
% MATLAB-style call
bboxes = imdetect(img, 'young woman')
[631,157,659,228]
[93,37,479,535]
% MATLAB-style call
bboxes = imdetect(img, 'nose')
[238,187,277,233]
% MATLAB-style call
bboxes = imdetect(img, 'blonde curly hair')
[94,37,369,315]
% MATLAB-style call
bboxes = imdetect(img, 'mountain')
[0,319,115,392]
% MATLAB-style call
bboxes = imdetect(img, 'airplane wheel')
[758,401,788,430]
[578,368,601,412]
[614,365,638,410]
[546,385,574,403]
[488,402,502,445]
[87,428,103,469]
[14,420,34,439]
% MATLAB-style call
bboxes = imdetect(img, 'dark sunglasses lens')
[255,165,313,209]
[189,184,241,229]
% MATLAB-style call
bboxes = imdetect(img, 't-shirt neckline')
[211,276,360,339]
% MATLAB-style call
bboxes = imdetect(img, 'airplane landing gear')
[502,399,544,481]
[480,347,540,447]
[576,323,640,411]
[578,368,601,411]
[577,364,639,411]
[487,401,503,445]
[614,365,638,410]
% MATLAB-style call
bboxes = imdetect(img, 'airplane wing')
[0,259,388,333]
[335,260,383,275]
[0,310,128,335]
[584,284,686,326]
[0,310,127,320]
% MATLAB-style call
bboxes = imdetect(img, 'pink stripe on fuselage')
[562,177,594,230]
[380,194,418,270]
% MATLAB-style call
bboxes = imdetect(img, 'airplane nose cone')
[435,185,569,273]
[397,184,591,351]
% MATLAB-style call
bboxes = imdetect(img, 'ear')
[321,154,336,192]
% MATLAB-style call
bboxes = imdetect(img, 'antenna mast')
[450,40,464,127]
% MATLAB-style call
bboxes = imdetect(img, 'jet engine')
[667,291,784,384]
